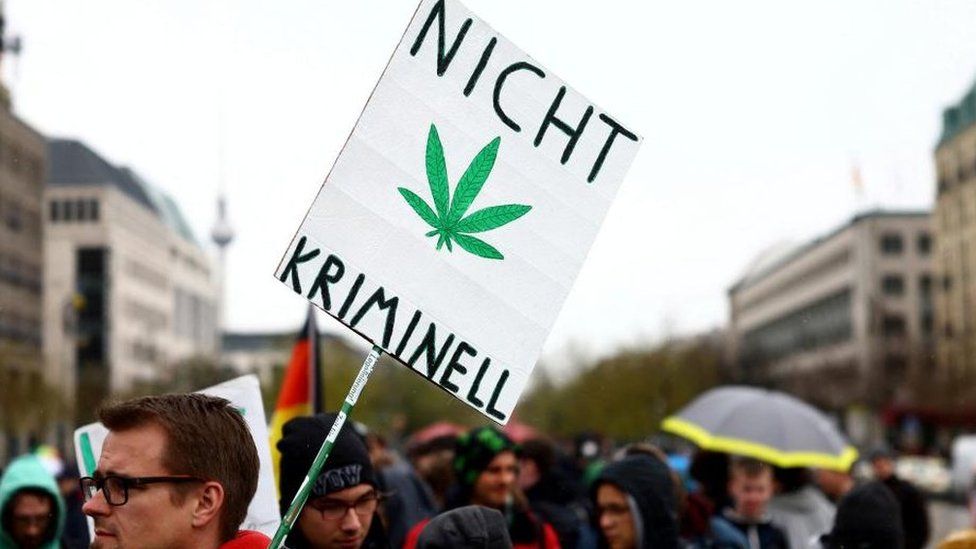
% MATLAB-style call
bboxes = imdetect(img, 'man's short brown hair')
[729,456,772,479]
[99,393,259,542]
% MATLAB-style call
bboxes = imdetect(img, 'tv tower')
[211,191,234,359]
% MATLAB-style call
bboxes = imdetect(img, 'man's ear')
[191,481,225,529]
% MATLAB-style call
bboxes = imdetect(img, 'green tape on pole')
[80,433,97,476]
[269,345,382,549]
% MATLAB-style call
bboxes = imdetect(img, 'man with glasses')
[0,454,64,549]
[277,413,390,549]
[80,393,270,549]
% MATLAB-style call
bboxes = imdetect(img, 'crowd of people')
[0,392,961,548]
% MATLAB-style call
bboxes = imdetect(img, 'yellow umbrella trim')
[661,416,859,472]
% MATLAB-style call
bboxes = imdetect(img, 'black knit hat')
[277,413,377,516]
[454,426,518,488]
[822,481,904,549]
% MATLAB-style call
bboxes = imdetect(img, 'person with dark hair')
[406,435,457,509]
[767,467,834,549]
[869,448,929,549]
[80,393,267,549]
[814,468,855,504]
[277,413,390,549]
[0,454,64,548]
[55,464,89,548]
[689,451,732,513]
[404,427,560,549]
[592,453,680,549]
[820,481,904,549]
[520,438,590,549]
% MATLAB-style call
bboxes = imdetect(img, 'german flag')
[269,305,322,490]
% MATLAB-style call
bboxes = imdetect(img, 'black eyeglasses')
[307,492,383,520]
[79,475,205,506]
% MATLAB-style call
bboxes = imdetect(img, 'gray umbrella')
[662,385,857,471]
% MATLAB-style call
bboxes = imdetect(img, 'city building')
[934,77,976,404]
[221,330,344,387]
[727,211,934,442]
[0,82,47,459]
[43,139,218,416]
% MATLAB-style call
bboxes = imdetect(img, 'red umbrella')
[408,421,466,447]
[503,420,540,443]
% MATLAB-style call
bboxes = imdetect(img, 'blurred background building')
[42,138,218,419]
[934,79,976,405]
[727,210,934,445]
[0,76,47,459]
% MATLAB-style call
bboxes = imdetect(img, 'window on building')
[919,274,933,296]
[89,199,99,221]
[917,233,932,255]
[880,233,903,254]
[921,311,934,334]
[882,314,907,337]
[80,198,94,221]
[49,200,60,222]
[63,200,75,222]
[2,200,22,232]
[882,274,905,296]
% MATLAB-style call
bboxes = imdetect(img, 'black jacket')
[882,476,929,549]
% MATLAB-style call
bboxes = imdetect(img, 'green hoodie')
[0,455,66,549]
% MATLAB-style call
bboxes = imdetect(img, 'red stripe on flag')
[275,339,311,410]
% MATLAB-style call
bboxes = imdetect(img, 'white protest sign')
[74,375,280,538]
[276,0,641,423]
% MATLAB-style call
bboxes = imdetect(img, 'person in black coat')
[821,481,904,549]
[869,448,929,549]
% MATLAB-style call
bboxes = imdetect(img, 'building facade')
[0,90,48,458]
[934,79,976,404]
[43,139,218,415]
[728,211,934,423]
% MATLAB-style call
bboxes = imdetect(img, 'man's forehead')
[98,423,168,474]
[323,483,375,501]
[12,492,52,511]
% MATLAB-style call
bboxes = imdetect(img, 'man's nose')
[82,487,110,517]
[339,508,363,532]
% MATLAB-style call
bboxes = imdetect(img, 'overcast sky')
[6,0,976,366]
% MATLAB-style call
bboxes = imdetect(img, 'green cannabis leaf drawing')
[398,123,531,260]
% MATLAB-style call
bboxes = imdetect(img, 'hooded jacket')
[767,484,835,548]
[821,481,904,549]
[0,455,66,549]
[415,506,512,549]
[593,455,679,549]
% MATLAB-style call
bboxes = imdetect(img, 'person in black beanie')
[592,454,680,549]
[277,413,390,549]
[821,481,904,549]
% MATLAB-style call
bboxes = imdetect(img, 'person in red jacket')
[403,426,560,549]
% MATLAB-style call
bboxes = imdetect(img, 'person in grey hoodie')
[767,468,835,549]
